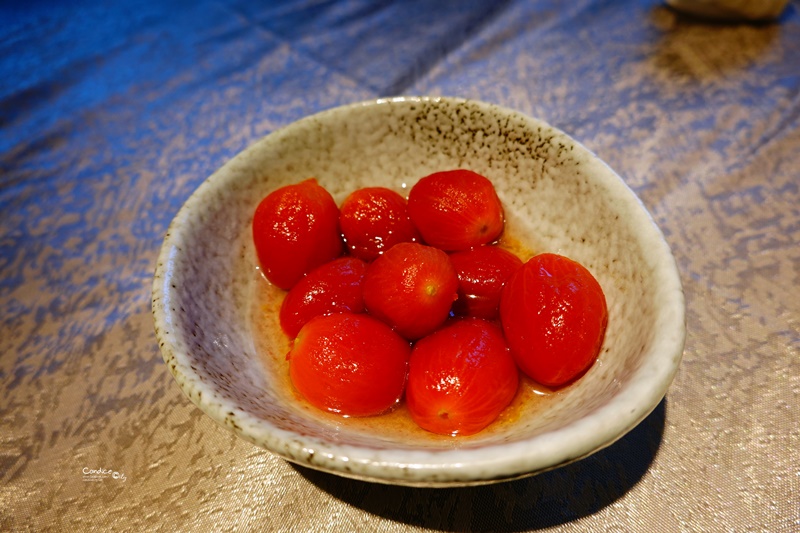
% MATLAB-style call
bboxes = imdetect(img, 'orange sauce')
[250,220,557,443]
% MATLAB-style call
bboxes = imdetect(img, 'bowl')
[152,96,685,487]
[665,0,789,21]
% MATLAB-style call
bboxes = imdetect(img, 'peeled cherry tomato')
[362,242,458,340]
[252,178,343,290]
[450,245,523,319]
[408,169,504,251]
[339,187,421,261]
[279,257,368,338]
[500,253,608,387]
[406,318,519,436]
[288,313,410,417]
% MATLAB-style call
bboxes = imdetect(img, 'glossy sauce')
[251,220,558,443]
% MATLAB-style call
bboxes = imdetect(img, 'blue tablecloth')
[2,1,799,530]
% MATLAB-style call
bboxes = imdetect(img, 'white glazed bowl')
[152,96,685,487]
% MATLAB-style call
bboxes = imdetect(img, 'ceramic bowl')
[665,0,789,20]
[152,96,685,487]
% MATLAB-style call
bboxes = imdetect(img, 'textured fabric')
[1,0,799,531]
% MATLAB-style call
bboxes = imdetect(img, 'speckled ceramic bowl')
[152,96,685,487]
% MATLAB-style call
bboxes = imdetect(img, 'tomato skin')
[407,169,504,251]
[362,242,458,340]
[500,253,608,388]
[279,257,368,338]
[252,178,343,290]
[406,318,519,436]
[339,187,421,261]
[288,313,410,417]
[449,245,523,320]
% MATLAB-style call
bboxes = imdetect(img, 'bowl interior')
[153,97,685,486]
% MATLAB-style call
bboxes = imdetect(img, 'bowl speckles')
[152,96,685,487]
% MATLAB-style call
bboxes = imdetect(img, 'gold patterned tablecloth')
[1,1,798,531]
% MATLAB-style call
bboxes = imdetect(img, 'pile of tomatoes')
[252,170,608,436]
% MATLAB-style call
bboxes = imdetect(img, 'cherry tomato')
[339,187,420,261]
[288,313,410,417]
[408,169,504,251]
[500,253,608,387]
[406,318,519,436]
[449,245,523,319]
[253,178,343,290]
[279,257,368,338]
[362,242,458,340]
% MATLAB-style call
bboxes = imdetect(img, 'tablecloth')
[2,0,798,531]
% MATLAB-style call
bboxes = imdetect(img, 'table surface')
[2,1,799,531]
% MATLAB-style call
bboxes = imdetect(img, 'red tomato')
[279,257,368,338]
[500,253,608,387]
[362,242,458,340]
[339,187,421,261]
[449,245,523,320]
[406,318,519,436]
[288,313,410,417]
[407,169,504,251]
[252,178,343,290]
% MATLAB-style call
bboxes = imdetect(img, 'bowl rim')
[152,96,686,487]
